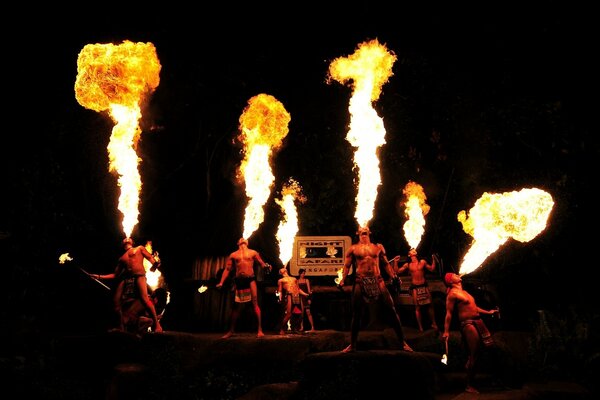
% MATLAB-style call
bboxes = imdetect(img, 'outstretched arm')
[216,257,233,288]
[443,293,456,339]
[339,247,354,287]
[424,254,436,273]
[379,246,396,279]
[253,251,272,272]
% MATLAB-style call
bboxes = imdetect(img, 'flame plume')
[238,94,291,240]
[328,39,397,228]
[457,187,554,275]
[402,181,430,250]
[74,40,161,237]
[276,179,306,266]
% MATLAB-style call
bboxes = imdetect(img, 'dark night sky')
[4,7,597,335]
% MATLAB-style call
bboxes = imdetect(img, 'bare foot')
[279,330,286,336]
[342,344,355,353]
[465,385,479,394]
[153,323,163,333]
[307,329,317,333]
[221,331,234,339]
[402,341,414,352]
[257,331,265,338]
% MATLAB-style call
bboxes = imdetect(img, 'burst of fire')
[402,181,430,250]
[334,267,344,285]
[238,94,291,240]
[457,187,555,275]
[143,240,162,290]
[74,40,161,237]
[275,179,306,266]
[198,285,208,294]
[59,253,73,264]
[328,39,397,228]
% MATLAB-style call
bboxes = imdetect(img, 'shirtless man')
[393,248,438,331]
[338,226,412,353]
[216,238,272,338]
[277,267,309,335]
[442,272,499,393]
[93,237,163,333]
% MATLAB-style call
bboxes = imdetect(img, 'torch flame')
[74,40,161,237]
[402,181,430,250]
[276,179,306,267]
[198,285,208,294]
[238,94,291,240]
[143,241,162,290]
[334,267,344,285]
[59,253,73,264]
[328,39,396,227]
[457,187,554,275]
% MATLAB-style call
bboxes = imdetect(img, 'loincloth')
[410,283,432,305]
[461,317,494,347]
[234,276,255,303]
[356,276,383,302]
[121,276,140,302]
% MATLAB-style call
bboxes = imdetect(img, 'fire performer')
[393,248,439,332]
[216,238,272,338]
[338,226,413,353]
[442,272,499,393]
[92,237,163,333]
[277,267,309,335]
[297,268,317,332]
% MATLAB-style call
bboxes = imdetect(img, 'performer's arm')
[339,247,354,287]
[216,257,233,288]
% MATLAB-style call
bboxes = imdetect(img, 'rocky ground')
[8,327,595,400]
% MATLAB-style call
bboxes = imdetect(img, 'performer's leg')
[250,281,264,337]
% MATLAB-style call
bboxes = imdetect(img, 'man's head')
[279,267,288,276]
[444,272,460,287]
[356,226,371,237]
[237,238,248,247]
[122,237,133,248]
[408,248,418,257]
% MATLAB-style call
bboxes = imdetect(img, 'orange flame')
[143,240,162,290]
[328,39,397,227]
[74,40,161,237]
[238,94,291,240]
[275,179,306,266]
[457,187,554,275]
[402,181,430,250]
[334,267,344,285]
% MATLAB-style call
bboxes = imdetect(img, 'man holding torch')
[442,272,499,393]
[92,237,163,333]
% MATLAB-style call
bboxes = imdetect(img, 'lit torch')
[74,40,161,237]
[143,240,162,290]
[402,181,430,250]
[328,39,397,228]
[334,267,344,286]
[457,187,555,275]
[238,94,291,240]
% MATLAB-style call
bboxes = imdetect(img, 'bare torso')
[229,247,260,277]
[119,246,152,276]
[403,260,427,285]
[279,276,300,295]
[350,242,384,277]
[448,287,480,321]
